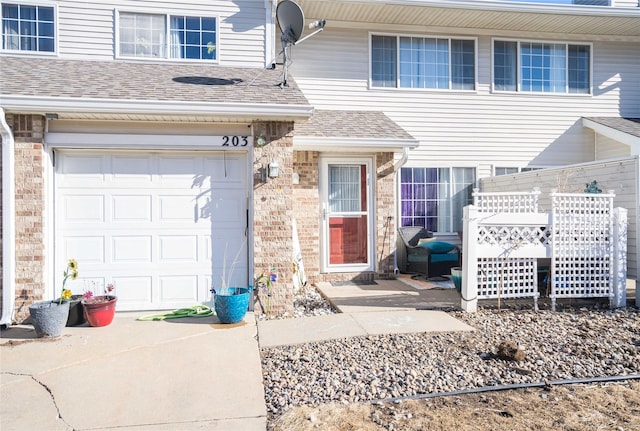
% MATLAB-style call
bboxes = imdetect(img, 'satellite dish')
[277,0,304,44]
[275,0,326,87]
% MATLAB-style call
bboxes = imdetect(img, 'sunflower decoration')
[60,259,79,304]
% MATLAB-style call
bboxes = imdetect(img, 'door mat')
[411,274,449,282]
[331,280,378,287]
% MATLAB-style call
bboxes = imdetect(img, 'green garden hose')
[137,305,214,321]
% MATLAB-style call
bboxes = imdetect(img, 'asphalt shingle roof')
[295,109,415,141]
[584,117,640,139]
[0,56,310,106]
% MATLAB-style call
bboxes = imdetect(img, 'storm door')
[320,157,374,272]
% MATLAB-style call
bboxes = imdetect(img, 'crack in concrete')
[2,371,73,429]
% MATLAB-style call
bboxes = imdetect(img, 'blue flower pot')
[213,287,251,324]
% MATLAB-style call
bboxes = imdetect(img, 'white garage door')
[54,149,248,311]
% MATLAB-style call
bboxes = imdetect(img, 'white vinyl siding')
[50,0,265,66]
[290,28,639,169]
[595,134,633,160]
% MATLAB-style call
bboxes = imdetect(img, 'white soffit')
[294,136,418,152]
[297,0,640,40]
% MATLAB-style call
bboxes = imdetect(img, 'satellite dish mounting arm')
[276,0,326,87]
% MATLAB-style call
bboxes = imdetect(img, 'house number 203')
[222,136,249,147]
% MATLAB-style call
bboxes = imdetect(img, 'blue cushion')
[419,241,457,254]
[430,254,459,263]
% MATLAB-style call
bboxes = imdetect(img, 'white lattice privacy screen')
[462,189,627,312]
[550,191,614,308]
[472,189,543,308]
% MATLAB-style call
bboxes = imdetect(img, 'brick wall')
[5,114,46,323]
[292,151,320,285]
[375,152,396,278]
[252,121,295,315]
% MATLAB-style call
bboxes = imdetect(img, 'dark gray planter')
[29,300,70,338]
[66,295,86,326]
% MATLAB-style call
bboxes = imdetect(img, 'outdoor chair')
[397,226,461,278]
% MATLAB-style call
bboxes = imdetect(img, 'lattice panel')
[550,193,613,302]
[477,258,538,300]
[473,189,540,213]
[477,225,550,248]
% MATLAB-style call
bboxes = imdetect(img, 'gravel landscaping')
[260,287,640,421]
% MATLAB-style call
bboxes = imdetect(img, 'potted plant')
[66,294,86,327]
[210,243,255,324]
[211,285,253,324]
[29,259,77,337]
[82,283,117,327]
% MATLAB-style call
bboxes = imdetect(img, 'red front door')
[323,160,372,271]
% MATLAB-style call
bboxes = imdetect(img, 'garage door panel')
[211,236,248,288]
[112,195,152,222]
[205,156,246,183]
[159,195,197,221]
[64,236,105,263]
[158,155,202,177]
[113,276,153,304]
[55,149,247,311]
[160,276,198,301]
[58,154,105,176]
[111,155,153,178]
[210,190,245,223]
[159,235,198,262]
[63,195,105,222]
[112,236,152,262]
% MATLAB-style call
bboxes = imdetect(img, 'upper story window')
[371,34,476,90]
[495,167,543,176]
[494,39,591,94]
[118,12,217,61]
[1,3,55,52]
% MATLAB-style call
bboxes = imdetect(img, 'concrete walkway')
[1,278,473,430]
[258,279,472,348]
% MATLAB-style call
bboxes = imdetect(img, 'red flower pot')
[82,296,117,327]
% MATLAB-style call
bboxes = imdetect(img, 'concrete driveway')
[1,312,266,431]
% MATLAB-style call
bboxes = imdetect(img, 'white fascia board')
[0,95,314,121]
[46,133,248,149]
[294,136,418,152]
[583,118,640,154]
[344,0,640,16]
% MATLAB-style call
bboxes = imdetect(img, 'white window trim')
[368,31,478,93]
[491,37,593,96]
[115,8,220,64]
[0,1,58,56]
[319,155,376,274]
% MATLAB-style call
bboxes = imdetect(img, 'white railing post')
[462,205,478,312]
[611,207,628,309]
